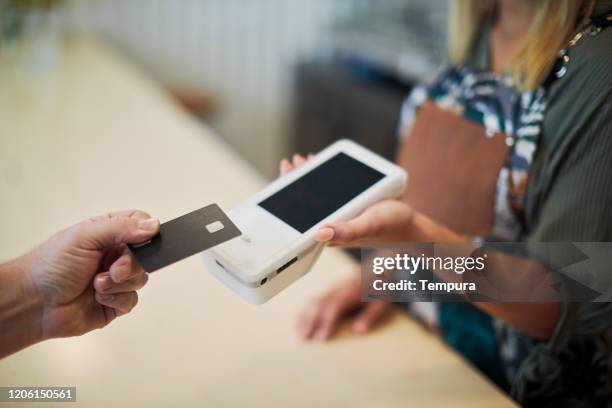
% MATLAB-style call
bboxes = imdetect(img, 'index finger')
[314,214,377,248]
[109,246,146,283]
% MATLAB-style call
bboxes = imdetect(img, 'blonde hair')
[448,0,596,91]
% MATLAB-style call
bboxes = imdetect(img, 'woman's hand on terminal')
[315,200,464,247]
[296,274,393,341]
[280,154,459,246]
[279,153,314,176]
[280,153,394,340]
[315,200,417,247]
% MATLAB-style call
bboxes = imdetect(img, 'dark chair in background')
[290,60,410,161]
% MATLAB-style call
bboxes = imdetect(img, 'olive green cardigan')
[521,19,612,405]
[472,1,612,403]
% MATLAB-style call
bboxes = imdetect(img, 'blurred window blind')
[66,0,442,177]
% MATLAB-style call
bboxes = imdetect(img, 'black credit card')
[130,204,241,273]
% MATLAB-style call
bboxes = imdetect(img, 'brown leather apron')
[396,101,516,237]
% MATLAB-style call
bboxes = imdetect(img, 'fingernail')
[98,294,115,302]
[315,227,335,242]
[138,218,159,232]
[97,275,112,291]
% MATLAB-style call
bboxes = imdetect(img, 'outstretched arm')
[0,210,159,359]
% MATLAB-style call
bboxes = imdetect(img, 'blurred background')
[1,0,447,178]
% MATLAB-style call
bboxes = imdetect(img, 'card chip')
[205,221,225,233]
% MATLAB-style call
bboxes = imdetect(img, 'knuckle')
[124,256,134,272]
[338,225,353,241]
[367,218,383,235]
[132,210,151,220]
[62,222,92,248]
[101,305,117,327]
[121,257,134,275]
[309,302,326,320]
[116,296,130,312]
[71,222,90,239]
[301,312,317,328]
[129,292,139,310]
[324,304,340,320]
[110,218,135,245]
[130,274,148,290]
[88,214,108,223]
[318,294,332,307]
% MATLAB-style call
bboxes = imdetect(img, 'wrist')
[411,212,465,243]
[17,251,46,341]
[0,253,45,357]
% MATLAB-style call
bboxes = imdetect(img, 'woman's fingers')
[296,301,324,340]
[292,154,306,167]
[315,213,376,247]
[95,291,138,315]
[279,153,314,176]
[315,201,415,247]
[352,301,392,334]
[296,297,392,340]
[296,278,362,341]
[313,301,347,340]
[279,158,293,176]
[314,285,364,340]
